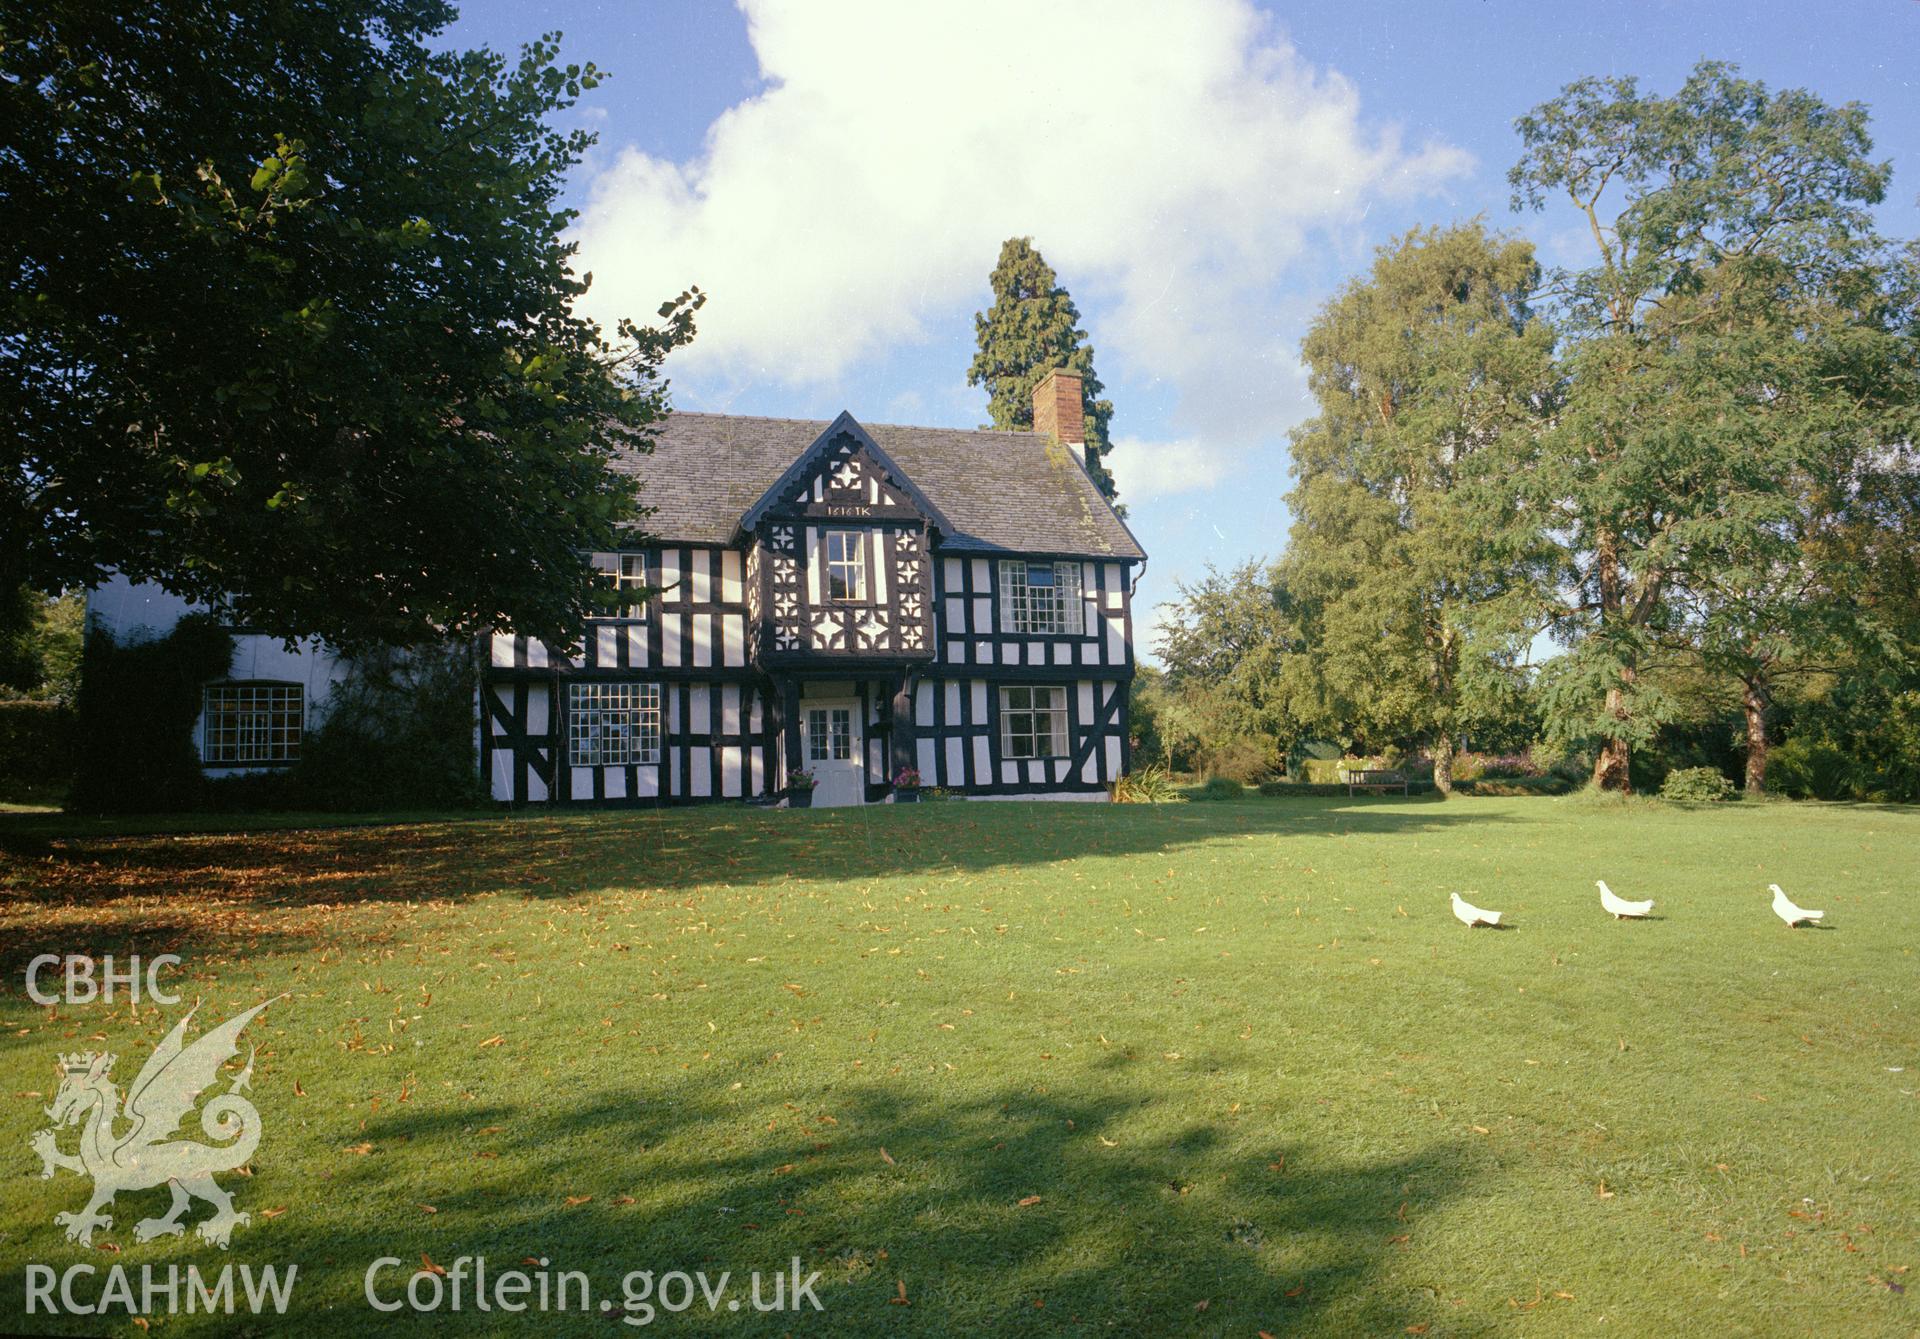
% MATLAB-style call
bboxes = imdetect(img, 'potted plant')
[786,769,818,808]
[892,766,922,803]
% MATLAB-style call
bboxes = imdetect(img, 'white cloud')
[572,0,1469,454]
[1105,436,1230,502]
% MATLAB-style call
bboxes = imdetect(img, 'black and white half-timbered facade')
[86,371,1145,808]
[481,369,1147,806]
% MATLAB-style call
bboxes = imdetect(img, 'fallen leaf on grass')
[419,1204,437,1214]
[565,1195,592,1207]
[1597,1181,1614,1199]
[294,1080,306,1097]
[259,1207,287,1220]
[343,1142,373,1156]
[418,1255,446,1277]
[889,1280,910,1306]
[613,1195,637,1206]
[1017,1195,1043,1207]
[477,1035,504,1049]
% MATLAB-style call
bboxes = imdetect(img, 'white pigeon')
[1770,884,1824,927]
[1451,892,1502,927]
[1597,880,1654,919]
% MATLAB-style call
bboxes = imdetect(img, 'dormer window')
[999,560,1085,635]
[825,530,867,602]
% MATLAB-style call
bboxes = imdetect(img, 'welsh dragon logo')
[29,998,278,1249]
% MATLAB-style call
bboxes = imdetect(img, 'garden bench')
[1344,768,1409,796]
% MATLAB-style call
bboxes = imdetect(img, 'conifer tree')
[967,238,1119,500]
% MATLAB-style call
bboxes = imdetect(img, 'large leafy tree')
[967,237,1119,499]
[1279,223,1555,791]
[2,0,700,649]
[1155,559,1300,777]
[1510,61,1894,790]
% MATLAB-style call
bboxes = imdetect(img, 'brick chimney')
[1031,369,1086,464]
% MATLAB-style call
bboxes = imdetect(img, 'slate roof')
[611,412,1146,561]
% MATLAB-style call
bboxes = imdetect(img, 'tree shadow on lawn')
[2,795,1508,910]
[17,1066,1484,1336]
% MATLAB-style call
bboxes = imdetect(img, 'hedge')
[0,699,76,801]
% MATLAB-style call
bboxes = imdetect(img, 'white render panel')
[870,531,889,606]
[970,681,988,720]
[661,552,680,601]
[526,765,547,803]
[944,680,962,722]
[1105,735,1122,778]
[970,559,991,603]
[526,684,549,736]
[917,736,937,782]
[945,596,966,629]
[721,746,742,797]
[526,639,548,669]
[662,616,682,666]
[628,625,647,668]
[691,549,712,604]
[1077,682,1096,723]
[1105,612,1125,664]
[635,766,660,799]
[943,557,964,589]
[946,641,965,663]
[692,611,712,667]
[1079,643,1098,665]
[690,687,711,735]
[945,736,963,785]
[721,684,741,735]
[806,528,823,605]
[976,642,994,664]
[603,767,627,800]
[971,596,992,632]
[1000,760,1019,785]
[720,549,743,602]
[1054,640,1071,662]
[596,626,617,666]
[692,747,713,796]
[490,632,515,667]
[722,613,744,666]
[973,734,991,783]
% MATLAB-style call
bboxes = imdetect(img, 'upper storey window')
[825,530,867,602]
[999,560,1085,635]
[591,553,649,620]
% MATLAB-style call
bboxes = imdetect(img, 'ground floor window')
[203,682,304,765]
[1000,685,1067,759]
[569,681,661,766]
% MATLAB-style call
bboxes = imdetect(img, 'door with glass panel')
[801,701,864,807]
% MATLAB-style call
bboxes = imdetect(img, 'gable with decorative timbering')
[739,414,945,667]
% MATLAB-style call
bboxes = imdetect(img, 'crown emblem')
[57,1052,112,1075]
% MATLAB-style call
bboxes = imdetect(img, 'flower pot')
[787,789,813,809]
[894,787,921,804]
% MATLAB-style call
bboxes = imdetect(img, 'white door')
[803,701,864,807]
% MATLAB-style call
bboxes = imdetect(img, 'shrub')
[1112,765,1185,804]
[276,644,482,811]
[1197,776,1245,801]
[1661,766,1736,803]
[1198,735,1275,785]
[1456,775,1573,797]
[1768,736,1856,801]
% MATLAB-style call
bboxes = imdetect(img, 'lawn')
[1,795,1916,1336]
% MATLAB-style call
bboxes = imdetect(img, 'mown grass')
[1,795,1915,1336]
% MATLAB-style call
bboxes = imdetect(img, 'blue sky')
[448,1,1919,661]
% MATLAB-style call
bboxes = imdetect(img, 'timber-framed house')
[87,370,1146,808]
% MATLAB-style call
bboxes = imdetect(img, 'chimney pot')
[1031,369,1085,451]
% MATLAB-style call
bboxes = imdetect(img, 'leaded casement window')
[202,683,304,765]
[998,560,1086,635]
[999,685,1068,759]
[568,681,661,766]
[825,530,867,602]
[591,552,650,619]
